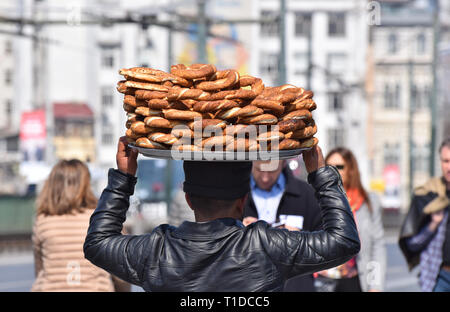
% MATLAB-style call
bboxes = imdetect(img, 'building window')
[259,52,279,81]
[328,12,346,37]
[101,47,115,68]
[294,13,311,37]
[4,40,12,55]
[5,99,12,114]
[101,113,113,145]
[384,83,401,109]
[327,53,347,74]
[388,33,398,54]
[293,52,308,75]
[413,143,430,173]
[5,69,12,85]
[384,142,400,166]
[328,92,344,111]
[417,33,426,55]
[101,86,114,107]
[260,11,279,37]
[327,128,345,149]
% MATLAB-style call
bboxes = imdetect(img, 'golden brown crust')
[240,114,278,125]
[192,100,239,113]
[124,80,169,92]
[135,137,168,149]
[170,63,217,79]
[162,109,203,121]
[195,70,240,91]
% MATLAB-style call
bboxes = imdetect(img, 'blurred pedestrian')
[315,147,386,292]
[399,137,450,292]
[31,159,130,292]
[243,159,322,292]
[83,137,360,291]
[168,188,195,227]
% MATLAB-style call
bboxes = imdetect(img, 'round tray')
[129,144,309,161]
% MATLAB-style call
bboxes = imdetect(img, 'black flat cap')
[183,161,252,200]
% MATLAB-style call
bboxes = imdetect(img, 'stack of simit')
[118,64,318,152]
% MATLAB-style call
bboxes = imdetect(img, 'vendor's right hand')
[116,136,138,176]
[302,145,325,174]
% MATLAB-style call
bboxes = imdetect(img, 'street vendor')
[83,136,360,291]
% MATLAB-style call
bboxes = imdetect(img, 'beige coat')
[31,209,116,292]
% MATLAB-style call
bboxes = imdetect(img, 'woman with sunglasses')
[314,147,387,292]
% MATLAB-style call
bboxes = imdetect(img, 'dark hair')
[439,137,450,154]
[187,194,238,216]
[325,147,372,213]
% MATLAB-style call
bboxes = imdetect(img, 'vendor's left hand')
[116,136,139,176]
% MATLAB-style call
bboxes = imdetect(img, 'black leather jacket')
[84,166,360,292]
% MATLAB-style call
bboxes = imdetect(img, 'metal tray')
[129,144,310,161]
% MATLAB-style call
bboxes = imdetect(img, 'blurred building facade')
[368,0,447,212]
[256,0,370,186]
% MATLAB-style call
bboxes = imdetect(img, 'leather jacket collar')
[173,217,245,241]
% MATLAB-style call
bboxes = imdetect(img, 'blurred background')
[0,0,449,291]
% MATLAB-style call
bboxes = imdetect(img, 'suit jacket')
[244,167,322,291]
[84,166,360,292]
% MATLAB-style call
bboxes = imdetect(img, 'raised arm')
[83,137,151,287]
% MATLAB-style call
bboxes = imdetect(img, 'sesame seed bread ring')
[294,90,314,102]
[235,105,264,118]
[130,121,153,135]
[123,95,147,108]
[134,107,163,117]
[124,80,169,92]
[125,128,141,140]
[285,99,317,112]
[119,67,192,87]
[215,107,242,120]
[226,138,259,151]
[240,114,278,125]
[239,75,265,96]
[144,116,187,129]
[285,124,318,140]
[134,90,168,100]
[195,70,240,91]
[117,80,135,95]
[199,135,234,149]
[148,99,170,109]
[256,131,286,142]
[171,127,194,139]
[192,100,239,113]
[123,103,135,113]
[162,109,203,121]
[280,109,312,121]
[250,99,285,116]
[136,137,168,149]
[277,118,308,133]
[223,124,251,137]
[167,88,211,101]
[208,89,259,101]
[188,119,228,131]
[170,63,217,79]
[148,132,179,145]
[300,137,318,148]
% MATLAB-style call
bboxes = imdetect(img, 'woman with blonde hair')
[31,159,130,292]
[314,147,386,292]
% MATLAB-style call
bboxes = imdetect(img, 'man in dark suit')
[243,160,322,291]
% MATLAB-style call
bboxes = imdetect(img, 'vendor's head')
[440,137,450,184]
[183,161,252,222]
[252,160,286,191]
